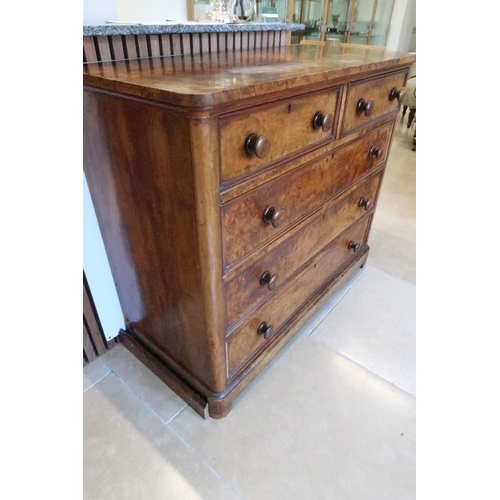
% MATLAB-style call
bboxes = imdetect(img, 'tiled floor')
[83,116,416,499]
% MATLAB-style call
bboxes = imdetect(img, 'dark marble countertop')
[83,23,305,37]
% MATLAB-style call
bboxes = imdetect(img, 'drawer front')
[227,215,371,375]
[341,71,407,136]
[225,172,382,330]
[222,121,392,269]
[219,88,341,184]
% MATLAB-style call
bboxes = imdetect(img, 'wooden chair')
[411,113,416,152]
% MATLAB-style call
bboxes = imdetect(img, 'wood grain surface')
[83,48,414,417]
[224,172,382,330]
[83,45,415,108]
[221,121,393,269]
[227,215,372,375]
[83,90,226,393]
[341,70,407,135]
[219,86,341,182]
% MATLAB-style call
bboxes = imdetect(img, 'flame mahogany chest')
[83,45,415,418]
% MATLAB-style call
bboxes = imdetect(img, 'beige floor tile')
[381,173,416,200]
[83,358,110,392]
[373,122,416,235]
[385,146,414,175]
[371,208,415,243]
[312,266,416,396]
[170,335,415,500]
[84,373,239,500]
[392,115,416,148]
[385,128,416,187]
[367,227,416,284]
[99,343,187,423]
[373,187,416,242]
[365,113,415,283]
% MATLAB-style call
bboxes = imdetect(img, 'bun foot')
[208,398,233,419]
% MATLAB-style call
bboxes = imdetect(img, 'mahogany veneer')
[83,45,415,418]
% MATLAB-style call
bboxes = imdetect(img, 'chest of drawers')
[83,45,415,418]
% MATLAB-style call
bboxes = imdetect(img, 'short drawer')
[226,215,371,375]
[219,87,341,184]
[341,71,407,136]
[225,172,382,330]
[222,120,392,269]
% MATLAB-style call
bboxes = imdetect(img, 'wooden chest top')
[83,45,415,108]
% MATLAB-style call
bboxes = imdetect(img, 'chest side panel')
[83,89,225,393]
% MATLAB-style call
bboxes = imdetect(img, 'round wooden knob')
[358,197,372,211]
[369,146,383,160]
[260,271,277,291]
[389,87,405,103]
[262,206,282,228]
[258,322,274,340]
[245,133,271,159]
[356,98,374,117]
[348,241,360,253]
[312,112,334,132]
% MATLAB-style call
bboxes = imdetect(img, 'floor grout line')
[95,361,244,496]
[83,369,111,394]
[164,403,188,425]
[111,373,175,426]
[98,351,190,425]
[306,335,416,399]
[168,425,247,500]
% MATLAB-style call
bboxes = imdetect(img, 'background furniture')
[292,0,395,46]
[402,75,416,127]
[187,0,396,47]
[83,44,414,418]
[401,72,415,150]
[412,112,416,151]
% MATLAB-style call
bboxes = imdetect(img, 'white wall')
[83,173,125,340]
[386,0,416,52]
[115,0,188,23]
[83,0,188,24]
[83,0,118,25]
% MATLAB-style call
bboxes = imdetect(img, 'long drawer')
[226,215,371,376]
[219,87,341,184]
[221,120,392,269]
[225,171,382,330]
[341,70,407,136]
